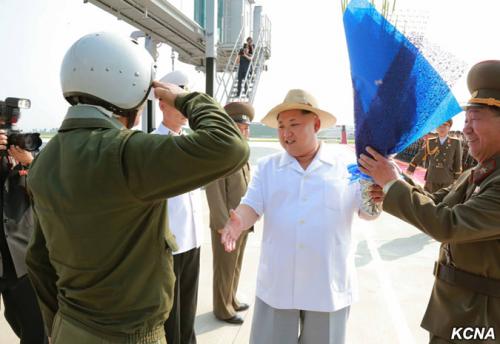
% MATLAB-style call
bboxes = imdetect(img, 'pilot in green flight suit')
[25,32,249,344]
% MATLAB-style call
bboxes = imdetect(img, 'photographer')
[236,44,252,97]
[0,129,47,344]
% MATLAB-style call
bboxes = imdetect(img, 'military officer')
[359,60,500,343]
[205,102,254,325]
[407,119,463,192]
[25,32,249,344]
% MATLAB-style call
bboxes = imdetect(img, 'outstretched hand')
[358,147,400,187]
[219,209,244,252]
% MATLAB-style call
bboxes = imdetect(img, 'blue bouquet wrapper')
[343,0,462,183]
[347,163,372,183]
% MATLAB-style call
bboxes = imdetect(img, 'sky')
[1,0,500,131]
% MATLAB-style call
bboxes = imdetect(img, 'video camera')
[0,97,42,152]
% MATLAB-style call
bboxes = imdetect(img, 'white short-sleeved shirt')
[153,123,204,255]
[241,144,361,312]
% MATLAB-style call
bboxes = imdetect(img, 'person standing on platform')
[407,119,462,192]
[206,102,254,325]
[236,45,252,97]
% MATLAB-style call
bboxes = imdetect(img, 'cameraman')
[0,129,47,344]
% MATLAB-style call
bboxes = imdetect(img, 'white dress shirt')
[153,122,204,255]
[241,144,361,312]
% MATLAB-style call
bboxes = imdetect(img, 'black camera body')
[0,97,42,152]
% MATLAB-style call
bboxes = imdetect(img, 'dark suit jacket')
[1,164,33,278]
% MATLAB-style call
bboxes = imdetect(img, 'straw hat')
[261,89,336,129]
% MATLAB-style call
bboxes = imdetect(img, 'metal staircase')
[85,0,271,106]
[215,15,271,105]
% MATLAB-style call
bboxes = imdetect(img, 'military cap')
[441,119,453,127]
[224,102,254,124]
[464,60,500,109]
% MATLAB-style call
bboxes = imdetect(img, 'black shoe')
[223,314,244,325]
[235,303,250,312]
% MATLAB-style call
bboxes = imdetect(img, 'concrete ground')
[1,142,438,343]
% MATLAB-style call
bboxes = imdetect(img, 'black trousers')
[0,275,47,344]
[164,247,200,344]
[237,77,248,96]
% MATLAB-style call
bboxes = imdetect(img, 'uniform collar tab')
[60,105,125,131]
[471,156,499,185]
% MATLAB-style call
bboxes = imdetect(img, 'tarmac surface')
[1,141,437,344]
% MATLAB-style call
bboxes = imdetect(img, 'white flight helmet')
[60,32,155,114]
[160,70,190,91]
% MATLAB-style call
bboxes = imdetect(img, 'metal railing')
[237,14,271,103]
[215,14,271,105]
[214,27,245,104]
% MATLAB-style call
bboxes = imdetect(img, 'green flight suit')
[384,155,500,343]
[25,92,249,343]
[407,136,463,193]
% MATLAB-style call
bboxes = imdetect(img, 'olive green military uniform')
[407,136,463,193]
[206,162,252,320]
[205,101,254,321]
[384,155,500,343]
[25,92,249,343]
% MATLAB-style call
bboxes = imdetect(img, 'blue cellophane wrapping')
[343,0,462,161]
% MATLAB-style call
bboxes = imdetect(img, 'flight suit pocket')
[164,230,179,253]
[50,313,63,343]
[51,313,107,344]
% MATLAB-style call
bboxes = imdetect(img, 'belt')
[434,262,500,298]
[127,327,164,344]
